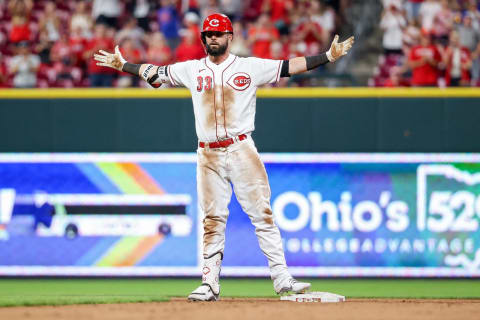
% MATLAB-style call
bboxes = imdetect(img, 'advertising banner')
[0,153,479,277]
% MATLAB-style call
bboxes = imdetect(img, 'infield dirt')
[1,298,479,320]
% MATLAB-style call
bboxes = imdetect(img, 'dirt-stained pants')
[197,136,289,282]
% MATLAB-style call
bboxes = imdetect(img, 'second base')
[280,291,346,303]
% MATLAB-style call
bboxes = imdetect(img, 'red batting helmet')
[202,13,233,33]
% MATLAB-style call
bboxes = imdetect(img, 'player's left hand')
[327,34,355,62]
[93,45,126,71]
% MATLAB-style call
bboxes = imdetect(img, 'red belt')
[199,134,247,148]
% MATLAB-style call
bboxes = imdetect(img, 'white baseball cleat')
[188,252,222,301]
[188,284,219,301]
[274,277,311,295]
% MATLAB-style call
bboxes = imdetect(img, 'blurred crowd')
[0,0,346,88]
[374,0,480,87]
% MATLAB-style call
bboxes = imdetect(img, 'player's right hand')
[93,45,126,71]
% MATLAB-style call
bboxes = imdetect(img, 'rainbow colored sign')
[0,153,479,277]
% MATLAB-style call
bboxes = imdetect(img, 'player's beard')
[206,42,228,56]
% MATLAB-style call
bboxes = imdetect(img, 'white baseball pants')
[197,136,290,282]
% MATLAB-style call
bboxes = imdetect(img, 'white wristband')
[141,64,156,81]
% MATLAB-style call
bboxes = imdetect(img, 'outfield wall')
[1,88,479,152]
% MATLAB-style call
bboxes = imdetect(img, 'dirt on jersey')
[222,86,235,129]
[202,87,216,129]
[201,85,236,138]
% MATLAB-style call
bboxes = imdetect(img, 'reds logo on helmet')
[202,13,233,33]
[209,19,220,27]
[227,72,251,91]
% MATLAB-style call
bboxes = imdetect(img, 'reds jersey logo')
[209,19,219,27]
[227,72,251,91]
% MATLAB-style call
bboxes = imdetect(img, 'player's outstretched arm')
[286,34,354,76]
[93,46,165,88]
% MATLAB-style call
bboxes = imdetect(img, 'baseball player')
[94,13,354,301]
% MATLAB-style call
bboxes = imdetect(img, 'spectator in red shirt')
[248,13,279,59]
[84,23,115,87]
[69,26,87,68]
[444,30,472,86]
[181,12,202,46]
[295,13,325,55]
[147,31,173,66]
[175,29,205,62]
[261,0,294,34]
[51,32,78,85]
[7,0,33,44]
[51,33,75,67]
[408,31,442,86]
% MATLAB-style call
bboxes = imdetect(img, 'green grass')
[0,278,479,307]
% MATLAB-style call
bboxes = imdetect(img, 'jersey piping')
[203,58,218,140]
[275,61,282,83]
[221,56,237,138]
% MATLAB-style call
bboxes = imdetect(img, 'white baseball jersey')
[164,54,283,142]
